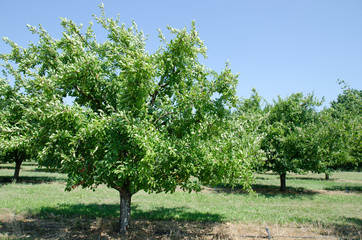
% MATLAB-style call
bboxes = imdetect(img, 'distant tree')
[0,6,256,233]
[303,81,361,180]
[0,77,82,181]
[0,79,33,181]
[313,108,351,180]
[235,88,267,171]
[260,93,322,191]
[331,80,362,116]
[326,81,362,170]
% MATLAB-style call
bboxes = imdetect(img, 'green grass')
[1,180,360,225]
[0,163,361,237]
[0,168,67,184]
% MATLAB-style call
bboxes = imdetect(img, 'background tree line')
[236,82,361,191]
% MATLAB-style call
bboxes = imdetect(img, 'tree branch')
[154,111,172,124]
[74,84,103,110]
[149,65,179,107]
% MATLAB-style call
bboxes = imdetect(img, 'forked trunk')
[13,153,23,183]
[280,173,286,192]
[119,187,132,234]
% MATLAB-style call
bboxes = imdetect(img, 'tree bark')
[119,187,132,234]
[280,173,286,192]
[13,152,23,183]
[325,173,330,180]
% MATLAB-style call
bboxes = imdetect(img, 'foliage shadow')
[132,206,224,222]
[0,176,65,185]
[254,176,274,180]
[321,217,362,239]
[287,176,326,181]
[0,166,16,170]
[252,184,318,197]
[2,205,222,240]
[342,217,362,227]
[212,183,318,198]
[324,185,362,193]
[34,203,224,222]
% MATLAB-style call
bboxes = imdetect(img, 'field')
[0,162,361,239]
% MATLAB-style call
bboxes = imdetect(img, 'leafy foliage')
[260,93,322,190]
[235,89,267,171]
[0,79,35,180]
[313,109,351,174]
[0,5,257,232]
[318,81,362,170]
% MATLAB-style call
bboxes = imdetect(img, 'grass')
[0,162,361,239]
[252,171,362,192]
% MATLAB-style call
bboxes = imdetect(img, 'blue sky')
[1,0,361,106]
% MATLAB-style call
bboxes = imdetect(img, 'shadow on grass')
[321,217,362,239]
[35,203,224,222]
[214,180,362,196]
[2,204,361,239]
[252,184,318,197]
[33,168,62,173]
[132,206,224,222]
[212,183,317,198]
[0,176,65,185]
[343,217,362,227]
[324,185,362,193]
[36,203,119,219]
[255,175,329,182]
[1,212,221,240]
[287,176,327,181]
[0,162,38,170]
[254,176,276,180]
[0,166,16,170]
[2,203,222,239]
[21,162,38,166]
[0,165,61,173]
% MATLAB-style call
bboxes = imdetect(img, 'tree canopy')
[0,6,257,233]
[327,81,362,170]
[260,93,322,191]
[0,79,35,181]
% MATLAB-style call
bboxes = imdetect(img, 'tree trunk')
[13,152,23,183]
[119,187,132,234]
[325,173,330,180]
[280,173,286,192]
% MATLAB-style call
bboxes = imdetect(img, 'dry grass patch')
[1,212,354,240]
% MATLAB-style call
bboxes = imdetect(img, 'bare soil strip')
[1,212,359,240]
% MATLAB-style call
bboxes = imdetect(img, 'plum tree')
[1,6,256,233]
[260,93,322,191]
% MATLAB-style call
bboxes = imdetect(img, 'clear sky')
[1,0,361,106]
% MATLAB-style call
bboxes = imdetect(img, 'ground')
[0,213,343,239]
[0,163,361,239]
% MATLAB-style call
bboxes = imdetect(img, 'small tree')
[0,76,79,180]
[260,93,321,191]
[0,79,34,182]
[312,108,351,180]
[330,81,362,169]
[1,6,255,233]
[310,81,361,180]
